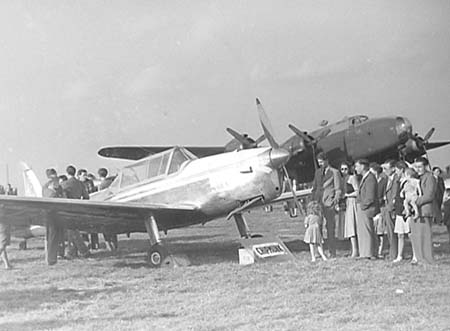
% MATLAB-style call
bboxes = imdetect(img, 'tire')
[251,234,263,238]
[19,240,27,250]
[147,244,168,268]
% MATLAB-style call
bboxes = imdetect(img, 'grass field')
[1,206,449,331]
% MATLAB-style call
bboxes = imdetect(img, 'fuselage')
[91,147,284,229]
[285,116,412,182]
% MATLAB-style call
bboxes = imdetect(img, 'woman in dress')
[335,164,348,240]
[343,163,360,257]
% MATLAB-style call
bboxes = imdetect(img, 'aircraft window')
[350,115,369,125]
[146,153,170,178]
[113,147,196,189]
[168,149,189,174]
[120,167,142,187]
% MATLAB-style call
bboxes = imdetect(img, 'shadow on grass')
[109,237,239,268]
[109,236,357,268]
[0,286,125,313]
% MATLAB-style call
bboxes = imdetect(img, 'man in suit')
[411,157,436,264]
[311,152,341,257]
[355,159,379,259]
[381,160,399,260]
[432,166,445,224]
[42,168,66,265]
[61,165,90,258]
[370,163,388,257]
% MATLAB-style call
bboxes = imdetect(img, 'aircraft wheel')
[147,244,168,268]
[289,208,298,218]
[19,240,27,250]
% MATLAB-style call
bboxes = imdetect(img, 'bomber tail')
[19,162,42,197]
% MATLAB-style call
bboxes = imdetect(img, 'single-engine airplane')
[0,99,307,267]
[98,115,450,184]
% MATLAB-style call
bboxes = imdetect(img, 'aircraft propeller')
[256,98,304,214]
[399,126,450,164]
[288,124,331,171]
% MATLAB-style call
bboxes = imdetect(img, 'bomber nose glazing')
[269,148,290,169]
[395,117,412,143]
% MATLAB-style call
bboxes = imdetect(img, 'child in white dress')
[304,201,328,262]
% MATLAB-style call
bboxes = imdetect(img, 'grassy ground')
[1,206,449,331]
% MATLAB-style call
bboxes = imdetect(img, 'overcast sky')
[0,0,449,186]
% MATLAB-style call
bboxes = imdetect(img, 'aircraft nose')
[395,117,412,143]
[269,148,290,169]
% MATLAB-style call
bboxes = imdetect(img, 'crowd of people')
[42,165,119,265]
[0,184,18,196]
[0,165,118,268]
[305,152,447,265]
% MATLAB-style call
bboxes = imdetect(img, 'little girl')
[402,168,421,219]
[304,201,328,262]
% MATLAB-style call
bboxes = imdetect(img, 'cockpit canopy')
[348,115,369,125]
[109,146,197,189]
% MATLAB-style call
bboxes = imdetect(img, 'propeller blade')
[425,141,450,150]
[226,128,249,146]
[255,134,266,145]
[282,166,304,215]
[256,98,279,149]
[288,124,314,144]
[423,128,435,142]
[314,128,331,141]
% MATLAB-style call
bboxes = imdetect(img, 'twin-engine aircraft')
[99,115,450,184]
[0,99,306,267]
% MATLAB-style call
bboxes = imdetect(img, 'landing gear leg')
[144,215,168,267]
[233,214,252,238]
[19,240,27,250]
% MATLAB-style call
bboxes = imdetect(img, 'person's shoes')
[393,257,403,263]
[4,264,12,270]
[410,259,418,265]
[377,254,384,259]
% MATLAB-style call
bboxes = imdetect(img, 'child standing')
[304,201,328,262]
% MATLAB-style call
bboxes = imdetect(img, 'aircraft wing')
[0,196,205,234]
[98,146,226,160]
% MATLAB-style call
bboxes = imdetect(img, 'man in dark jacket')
[432,167,445,224]
[355,159,379,259]
[61,165,90,258]
[42,168,66,265]
[311,152,341,257]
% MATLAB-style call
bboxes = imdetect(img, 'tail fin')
[19,162,42,197]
